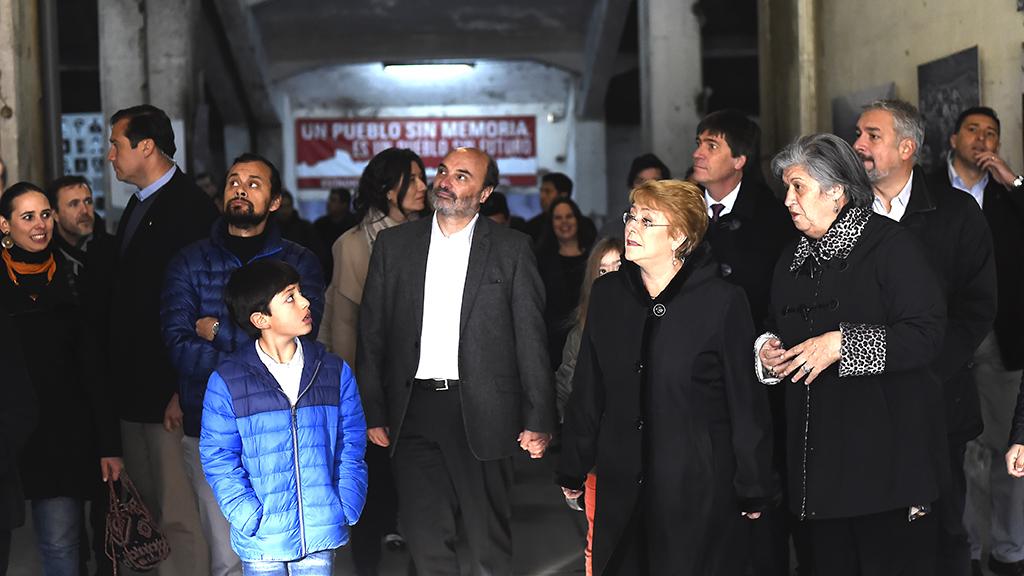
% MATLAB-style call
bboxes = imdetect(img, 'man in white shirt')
[855,99,998,576]
[357,147,555,576]
[931,106,1024,576]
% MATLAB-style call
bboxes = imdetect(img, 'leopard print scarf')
[789,206,872,274]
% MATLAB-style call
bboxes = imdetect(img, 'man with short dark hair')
[358,147,555,575]
[161,153,325,576]
[107,103,218,576]
[692,109,795,575]
[926,105,1024,576]
[600,152,671,238]
[45,173,122,576]
[854,99,997,576]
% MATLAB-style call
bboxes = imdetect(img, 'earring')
[832,198,840,214]
[1,234,11,250]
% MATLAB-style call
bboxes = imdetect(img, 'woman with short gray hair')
[756,133,948,573]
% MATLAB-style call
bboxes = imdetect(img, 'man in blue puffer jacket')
[161,153,325,576]
[200,259,366,572]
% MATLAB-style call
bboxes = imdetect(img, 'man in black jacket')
[357,147,555,576]
[108,104,217,576]
[925,105,1024,576]
[853,99,997,576]
[692,109,796,575]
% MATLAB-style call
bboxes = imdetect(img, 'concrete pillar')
[145,0,196,128]
[0,0,45,185]
[637,0,702,178]
[98,0,148,212]
[98,0,197,214]
[569,120,608,219]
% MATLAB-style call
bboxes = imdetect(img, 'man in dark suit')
[357,147,555,576]
[691,109,796,575]
[925,105,1024,576]
[853,99,997,576]
[107,104,217,576]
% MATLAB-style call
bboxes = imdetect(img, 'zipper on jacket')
[282,359,322,557]
[799,270,826,520]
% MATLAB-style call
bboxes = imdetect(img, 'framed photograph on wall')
[917,46,980,172]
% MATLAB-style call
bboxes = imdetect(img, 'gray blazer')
[357,215,556,461]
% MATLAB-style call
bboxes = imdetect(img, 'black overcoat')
[558,244,776,575]
[769,208,947,520]
[110,168,218,423]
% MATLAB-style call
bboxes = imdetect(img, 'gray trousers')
[182,435,243,576]
[965,332,1024,562]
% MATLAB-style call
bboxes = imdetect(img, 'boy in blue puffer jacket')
[200,259,367,574]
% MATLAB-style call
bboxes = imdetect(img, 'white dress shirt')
[705,181,742,219]
[415,213,479,380]
[871,171,914,222]
[256,338,304,405]
[947,155,988,209]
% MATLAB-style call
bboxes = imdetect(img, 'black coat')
[0,301,35,529]
[898,170,996,440]
[705,179,796,332]
[927,170,1024,370]
[357,215,556,460]
[0,250,99,499]
[770,208,947,520]
[111,168,218,423]
[558,245,776,575]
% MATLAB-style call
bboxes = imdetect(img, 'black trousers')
[392,387,513,576]
[0,529,9,576]
[936,436,971,576]
[350,443,400,576]
[809,508,937,576]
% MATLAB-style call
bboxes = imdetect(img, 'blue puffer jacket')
[200,338,367,561]
[161,219,325,437]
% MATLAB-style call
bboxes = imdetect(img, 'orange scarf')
[2,248,56,286]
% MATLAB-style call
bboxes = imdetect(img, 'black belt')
[413,378,461,391]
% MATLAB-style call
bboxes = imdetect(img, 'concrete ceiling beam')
[579,0,632,119]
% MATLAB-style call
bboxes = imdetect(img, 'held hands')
[518,430,551,459]
[974,151,1018,189]
[760,331,841,385]
[561,487,583,500]
[100,457,124,482]
[195,317,219,342]
[163,393,183,432]
[741,511,762,520]
[1006,444,1024,477]
[367,427,390,448]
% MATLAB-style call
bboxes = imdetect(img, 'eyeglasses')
[623,211,671,230]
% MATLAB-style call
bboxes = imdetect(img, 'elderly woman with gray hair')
[756,133,947,574]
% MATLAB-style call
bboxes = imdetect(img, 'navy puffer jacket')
[161,220,325,437]
[200,338,367,561]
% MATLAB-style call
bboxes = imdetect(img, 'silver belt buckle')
[434,379,449,391]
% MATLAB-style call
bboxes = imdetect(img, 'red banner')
[295,116,538,189]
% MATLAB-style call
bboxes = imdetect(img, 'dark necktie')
[711,203,725,223]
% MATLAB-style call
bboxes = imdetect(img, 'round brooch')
[652,303,666,317]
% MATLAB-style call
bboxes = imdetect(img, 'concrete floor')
[6,442,1009,575]
[7,450,588,576]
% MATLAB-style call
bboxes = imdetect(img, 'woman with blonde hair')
[558,178,775,575]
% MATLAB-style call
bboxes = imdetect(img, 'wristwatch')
[211,320,220,339]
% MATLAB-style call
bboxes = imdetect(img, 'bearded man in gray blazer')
[357,147,555,576]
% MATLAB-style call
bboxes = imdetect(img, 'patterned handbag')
[104,473,171,574]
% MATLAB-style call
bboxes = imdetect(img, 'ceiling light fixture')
[382,62,475,81]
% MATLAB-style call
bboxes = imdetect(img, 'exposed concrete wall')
[765,0,1024,169]
[0,0,45,184]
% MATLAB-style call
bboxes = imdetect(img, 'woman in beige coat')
[317,147,426,575]
[319,148,427,365]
